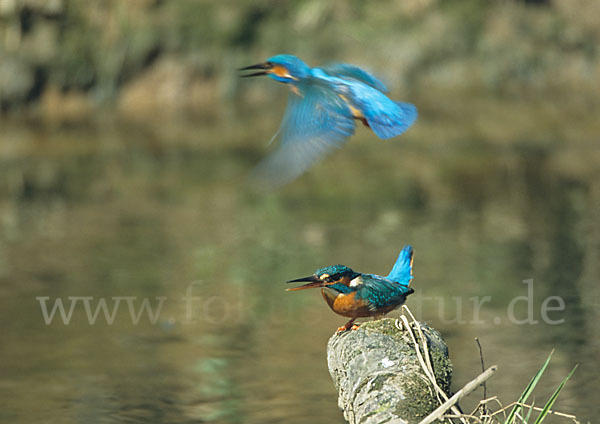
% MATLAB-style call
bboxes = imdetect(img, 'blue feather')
[346,83,417,139]
[243,55,417,186]
[288,243,416,322]
[250,79,355,187]
[319,64,389,93]
[356,273,412,311]
[386,245,414,286]
[329,283,353,294]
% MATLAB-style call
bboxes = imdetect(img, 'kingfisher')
[286,245,415,332]
[240,54,417,186]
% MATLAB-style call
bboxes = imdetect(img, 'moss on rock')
[327,318,452,424]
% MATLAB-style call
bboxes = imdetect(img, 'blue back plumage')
[354,245,415,310]
[320,64,389,93]
[355,273,413,311]
[386,245,414,286]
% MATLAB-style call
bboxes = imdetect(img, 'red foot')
[336,321,360,333]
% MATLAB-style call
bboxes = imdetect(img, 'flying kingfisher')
[240,54,417,186]
[286,245,415,332]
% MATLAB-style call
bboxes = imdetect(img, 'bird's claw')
[336,323,361,334]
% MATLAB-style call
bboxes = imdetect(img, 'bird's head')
[240,54,310,83]
[286,265,360,291]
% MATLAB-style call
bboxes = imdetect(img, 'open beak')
[286,275,323,291]
[239,62,271,77]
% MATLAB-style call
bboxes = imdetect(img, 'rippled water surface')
[1,111,598,423]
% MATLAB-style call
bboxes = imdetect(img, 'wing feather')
[357,274,412,311]
[321,64,389,93]
[251,80,355,187]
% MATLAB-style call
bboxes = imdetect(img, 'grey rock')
[327,318,452,424]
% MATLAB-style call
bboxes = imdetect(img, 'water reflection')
[0,118,597,423]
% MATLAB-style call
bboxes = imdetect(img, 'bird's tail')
[386,245,414,286]
[394,102,418,129]
[367,102,417,139]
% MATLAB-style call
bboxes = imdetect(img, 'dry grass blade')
[472,396,504,417]
[394,309,578,424]
[490,402,580,423]
[486,401,580,424]
[397,306,467,424]
[419,365,498,424]
[475,338,487,401]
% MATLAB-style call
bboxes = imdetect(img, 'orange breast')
[321,288,373,318]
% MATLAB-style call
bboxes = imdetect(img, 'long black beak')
[286,275,323,291]
[239,62,271,77]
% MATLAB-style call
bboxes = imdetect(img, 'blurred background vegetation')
[1,0,599,124]
[1,1,599,423]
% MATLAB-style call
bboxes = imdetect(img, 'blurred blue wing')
[251,80,356,187]
[320,64,389,93]
[357,274,412,311]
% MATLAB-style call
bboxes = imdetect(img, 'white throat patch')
[349,276,363,287]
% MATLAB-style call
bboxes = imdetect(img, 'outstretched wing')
[321,64,389,93]
[251,80,355,187]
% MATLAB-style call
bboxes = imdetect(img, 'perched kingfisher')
[240,54,417,186]
[286,245,415,332]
